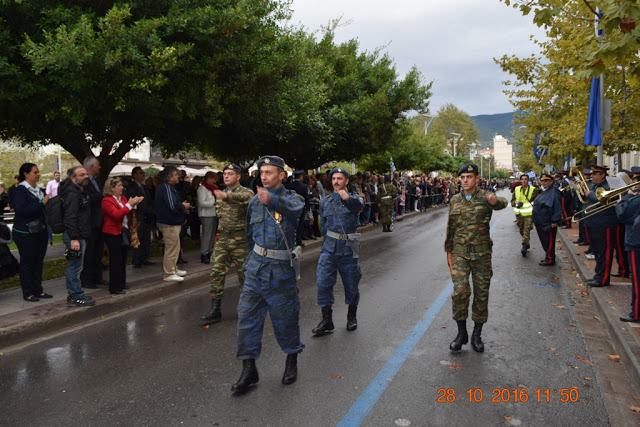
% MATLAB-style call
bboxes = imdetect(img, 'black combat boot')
[200,299,222,325]
[201,254,208,264]
[449,320,468,352]
[312,307,334,336]
[346,305,358,331]
[231,359,259,393]
[521,243,527,257]
[471,323,484,352]
[282,353,298,385]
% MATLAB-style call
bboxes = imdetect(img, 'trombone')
[571,177,638,222]
[562,167,591,204]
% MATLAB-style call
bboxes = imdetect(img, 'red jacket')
[101,195,132,235]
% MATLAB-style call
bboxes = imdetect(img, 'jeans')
[62,232,87,300]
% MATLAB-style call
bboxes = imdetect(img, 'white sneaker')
[164,274,184,282]
[585,253,595,260]
[176,270,187,277]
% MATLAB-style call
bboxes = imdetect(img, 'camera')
[65,248,82,260]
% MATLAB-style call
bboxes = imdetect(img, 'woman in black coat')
[11,163,51,302]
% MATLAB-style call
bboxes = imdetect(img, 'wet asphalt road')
[0,191,611,426]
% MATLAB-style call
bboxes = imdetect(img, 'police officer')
[232,155,305,393]
[445,163,507,352]
[532,173,562,266]
[200,164,253,325]
[312,167,364,336]
[616,167,640,323]
[511,173,539,256]
[584,164,618,287]
[378,175,397,232]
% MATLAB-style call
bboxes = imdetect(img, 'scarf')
[20,180,44,201]
[201,181,218,196]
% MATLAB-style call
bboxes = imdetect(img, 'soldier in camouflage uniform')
[312,167,364,336]
[232,155,305,394]
[444,163,507,353]
[378,175,397,232]
[199,163,253,325]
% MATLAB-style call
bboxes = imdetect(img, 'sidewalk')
[557,226,640,391]
[0,208,434,350]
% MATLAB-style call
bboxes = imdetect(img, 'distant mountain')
[471,112,519,148]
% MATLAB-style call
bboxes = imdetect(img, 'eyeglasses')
[540,179,551,182]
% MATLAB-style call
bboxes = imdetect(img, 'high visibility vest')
[514,185,534,216]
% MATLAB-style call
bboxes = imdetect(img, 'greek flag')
[390,157,396,174]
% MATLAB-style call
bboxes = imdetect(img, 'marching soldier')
[200,164,253,325]
[378,175,397,232]
[616,167,640,323]
[583,164,618,287]
[312,167,364,336]
[445,163,507,353]
[532,173,562,266]
[511,173,539,256]
[232,155,305,393]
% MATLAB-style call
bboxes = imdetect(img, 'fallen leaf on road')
[609,355,621,362]
[607,301,613,304]
[586,300,592,303]
[555,353,559,356]
[575,355,593,364]
[633,395,640,400]
[556,305,566,309]
[580,290,589,297]
[631,406,640,413]
[504,416,513,422]
[203,325,210,329]
[387,378,392,382]
[594,316,600,320]
[331,374,342,379]
[569,323,576,327]
[584,377,592,381]
[549,347,557,351]
[449,363,463,370]
[551,303,559,306]
[440,325,447,328]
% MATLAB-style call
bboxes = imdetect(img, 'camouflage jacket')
[215,185,254,235]
[378,183,397,202]
[444,189,507,257]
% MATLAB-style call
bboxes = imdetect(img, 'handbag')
[26,218,47,234]
[121,227,131,246]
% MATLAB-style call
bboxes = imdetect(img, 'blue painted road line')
[337,217,503,426]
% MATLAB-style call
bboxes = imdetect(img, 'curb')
[0,208,435,350]
[557,229,640,392]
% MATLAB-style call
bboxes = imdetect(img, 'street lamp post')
[451,133,462,157]
[421,113,434,136]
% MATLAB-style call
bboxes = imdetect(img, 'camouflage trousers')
[209,236,247,300]
[450,252,492,323]
[316,250,362,308]
[236,269,304,359]
[380,200,394,226]
[516,215,533,246]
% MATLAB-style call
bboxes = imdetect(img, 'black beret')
[458,163,479,176]
[223,163,242,173]
[328,167,349,180]
[256,155,285,169]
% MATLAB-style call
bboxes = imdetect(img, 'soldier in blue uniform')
[312,167,364,336]
[231,155,305,394]
[583,164,618,287]
[532,173,562,266]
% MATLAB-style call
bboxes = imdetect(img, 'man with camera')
[511,173,539,256]
[61,166,96,307]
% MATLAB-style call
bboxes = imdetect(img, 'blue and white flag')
[584,77,602,146]
[390,156,396,174]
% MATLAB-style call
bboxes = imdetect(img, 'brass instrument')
[571,177,638,222]
[562,167,591,204]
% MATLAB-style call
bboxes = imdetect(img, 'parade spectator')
[198,171,218,264]
[45,171,61,197]
[7,175,20,203]
[155,166,190,282]
[81,156,105,289]
[61,166,95,306]
[189,175,202,241]
[0,183,9,222]
[126,167,155,268]
[11,163,51,302]
[102,177,144,294]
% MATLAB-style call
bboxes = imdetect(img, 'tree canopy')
[0,1,433,179]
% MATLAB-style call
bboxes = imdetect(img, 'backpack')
[47,194,65,234]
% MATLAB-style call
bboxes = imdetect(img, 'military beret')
[590,164,609,173]
[458,163,479,176]
[223,163,242,173]
[540,173,553,180]
[293,169,306,177]
[256,155,285,169]
[328,167,349,180]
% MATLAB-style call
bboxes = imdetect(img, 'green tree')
[429,104,480,158]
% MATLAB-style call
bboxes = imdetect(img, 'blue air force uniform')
[317,191,364,308]
[236,184,305,359]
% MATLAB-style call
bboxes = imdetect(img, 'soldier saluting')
[445,163,507,353]
[312,167,364,336]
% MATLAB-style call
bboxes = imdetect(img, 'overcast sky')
[288,0,546,116]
